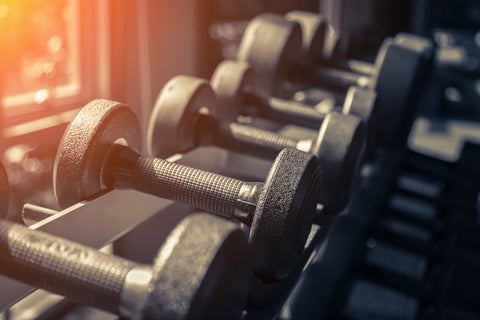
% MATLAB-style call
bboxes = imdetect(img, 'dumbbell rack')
[1,136,477,319]
[280,143,480,319]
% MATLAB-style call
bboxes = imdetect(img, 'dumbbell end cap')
[250,148,321,281]
[312,112,364,214]
[141,213,251,320]
[53,99,140,208]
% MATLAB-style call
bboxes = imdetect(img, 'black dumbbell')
[53,99,321,281]
[288,11,433,82]
[147,75,363,215]
[0,213,250,319]
[211,60,377,157]
[237,13,434,147]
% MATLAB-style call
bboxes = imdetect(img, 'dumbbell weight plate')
[210,60,253,121]
[237,13,302,98]
[53,99,140,208]
[142,213,251,320]
[371,39,426,147]
[147,77,215,158]
[342,86,378,155]
[311,112,364,214]
[251,147,321,280]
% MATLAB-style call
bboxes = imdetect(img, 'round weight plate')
[312,112,364,214]
[286,11,328,62]
[237,13,302,98]
[147,76,216,158]
[342,86,378,142]
[371,39,424,147]
[53,99,140,208]
[142,213,251,320]
[210,60,252,121]
[250,148,321,281]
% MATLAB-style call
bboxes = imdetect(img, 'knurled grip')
[268,97,327,124]
[0,221,136,314]
[244,91,327,128]
[132,157,244,217]
[198,115,299,160]
[227,122,298,154]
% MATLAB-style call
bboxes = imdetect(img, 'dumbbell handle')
[0,220,141,316]
[243,91,330,128]
[105,145,262,222]
[195,114,313,160]
[310,67,372,90]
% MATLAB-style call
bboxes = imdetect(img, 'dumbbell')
[147,75,363,215]
[211,60,378,157]
[0,213,251,319]
[287,11,433,82]
[53,99,321,281]
[237,13,434,147]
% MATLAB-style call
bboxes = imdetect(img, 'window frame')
[0,0,109,131]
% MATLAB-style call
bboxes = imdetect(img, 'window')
[1,0,80,108]
[0,0,107,126]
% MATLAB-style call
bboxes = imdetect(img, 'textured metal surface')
[108,145,246,218]
[227,121,299,155]
[0,221,135,314]
[250,148,321,281]
[108,145,322,281]
[198,115,299,160]
[147,76,216,158]
[57,99,322,282]
[262,96,328,129]
[53,99,140,208]
[237,13,302,98]
[311,112,364,214]
[142,213,250,320]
